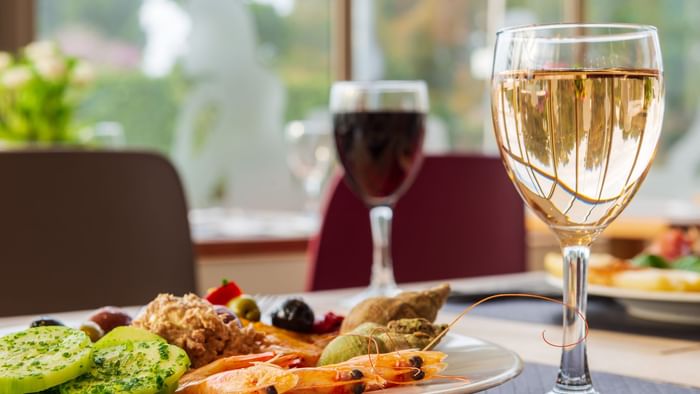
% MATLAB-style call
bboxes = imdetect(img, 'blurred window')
[356,0,700,201]
[34,0,700,210]
[586,0,700,200]
[352,0,566,153]
[37,0,332,210]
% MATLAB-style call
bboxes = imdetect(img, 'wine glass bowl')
[333,110,426,207]
[330,80,428,300]
[491,24,664,394]
[284,119,333,216]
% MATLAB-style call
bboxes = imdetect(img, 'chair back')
[307,154,525,291]
[0,150,196,316]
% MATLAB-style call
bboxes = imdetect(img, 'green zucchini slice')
[58,340,190,394]
[0,326,92,394]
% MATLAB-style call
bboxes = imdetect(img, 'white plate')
[0,318,522,393]
[382,333,523,393]
[545,275,700,325]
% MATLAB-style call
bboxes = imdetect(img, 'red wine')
[334,111,425,206]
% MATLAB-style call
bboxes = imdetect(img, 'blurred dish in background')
[544,253,700,293]
[190,208,319,241]
[545,227,700,325]
[545,274,700,325]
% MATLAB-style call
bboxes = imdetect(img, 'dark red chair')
[307,154,525,291]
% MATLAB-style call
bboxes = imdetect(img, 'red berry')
[312,312,344,334]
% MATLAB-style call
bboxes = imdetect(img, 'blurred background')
[1,0,699,293]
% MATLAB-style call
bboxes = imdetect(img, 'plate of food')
[545,228,700,325]
[0,283,522,393]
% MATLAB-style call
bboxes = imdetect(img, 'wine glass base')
[342,284,402,308]
[547,385,599,394]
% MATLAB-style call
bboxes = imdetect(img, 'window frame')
[333,0,352,80]
[3,0,584,76]
[0,0,35,53]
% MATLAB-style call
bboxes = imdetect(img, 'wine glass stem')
[369,205,397,292]
[553,245,595,393]
[303,176,322,215]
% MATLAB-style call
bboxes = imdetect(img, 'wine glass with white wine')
[491,24,664,393]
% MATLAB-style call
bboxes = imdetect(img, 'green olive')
[227,296,261,322]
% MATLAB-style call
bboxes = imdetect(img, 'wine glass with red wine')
[330,80,428,301]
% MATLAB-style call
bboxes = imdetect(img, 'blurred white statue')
[140,0,191,77]
[171,0,302,209]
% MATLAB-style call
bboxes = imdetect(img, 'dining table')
[1,272,698,393]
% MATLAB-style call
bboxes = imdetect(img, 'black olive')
[271,299,315,333]
[30,317,65,328]
[265,385,278,394]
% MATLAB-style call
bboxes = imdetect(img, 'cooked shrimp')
[283,349,448,393]
[183,363,299,394]
[306,349,448,390]
[285,362,384,394]
[178,349,447,394]
[253,322,327,367]
[177,352,302,392]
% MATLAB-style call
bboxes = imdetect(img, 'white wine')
[492,69,664,243]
